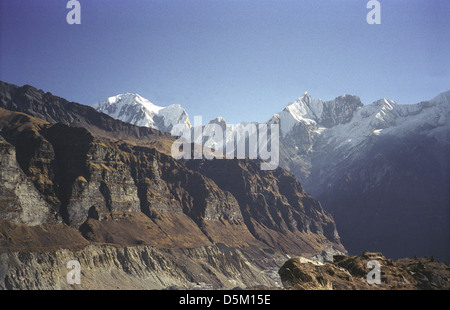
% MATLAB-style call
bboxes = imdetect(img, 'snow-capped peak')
[99,93,163,114]
[373,98,396,108]
[273,92,364,136]
[93,93,191,134]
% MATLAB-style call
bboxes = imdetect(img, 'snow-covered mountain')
[271,90,450,261]
[93,89,450,261]
[201,90,450,261]
[93,93,191,134]
[200,90,449,173]
[271,90,449,149]
[268,92,364,136]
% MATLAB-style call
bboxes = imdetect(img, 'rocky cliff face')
[0,123,57,226]
[0,243,283,290]
[0,110,343,255]
[186,159,340,254]
[0,81,345,289]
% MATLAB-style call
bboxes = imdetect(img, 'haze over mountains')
[94,88,450,262]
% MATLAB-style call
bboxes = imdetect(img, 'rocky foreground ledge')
[278,251,450,290]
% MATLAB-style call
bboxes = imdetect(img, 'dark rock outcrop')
[279,251,450,290]
[186,159,341,254]
[0,134,57,226]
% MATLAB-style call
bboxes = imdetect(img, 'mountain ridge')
[86,86,450,262]
[0,80,346,289]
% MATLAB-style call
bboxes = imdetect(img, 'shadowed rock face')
[186,159,341,254]
[308,134,450,262]
[0,108,343,255]
[0,81,345,289]
[0,136,57,226]
[279,251,450,290]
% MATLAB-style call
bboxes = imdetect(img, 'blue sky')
[1,0,449,124]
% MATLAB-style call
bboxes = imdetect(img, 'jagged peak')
[103,93,164,113]
[281,92,323,124]
[276,92,367,134]
[298,91,312,104]
[93,92,191,132]
[372,98,396,109]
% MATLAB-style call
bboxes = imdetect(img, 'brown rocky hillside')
[0,81,344,289]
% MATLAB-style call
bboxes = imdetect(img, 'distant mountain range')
[94,89,450,262]
[271,91,450,262]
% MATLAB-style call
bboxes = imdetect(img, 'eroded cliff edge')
[278,252,450,290]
